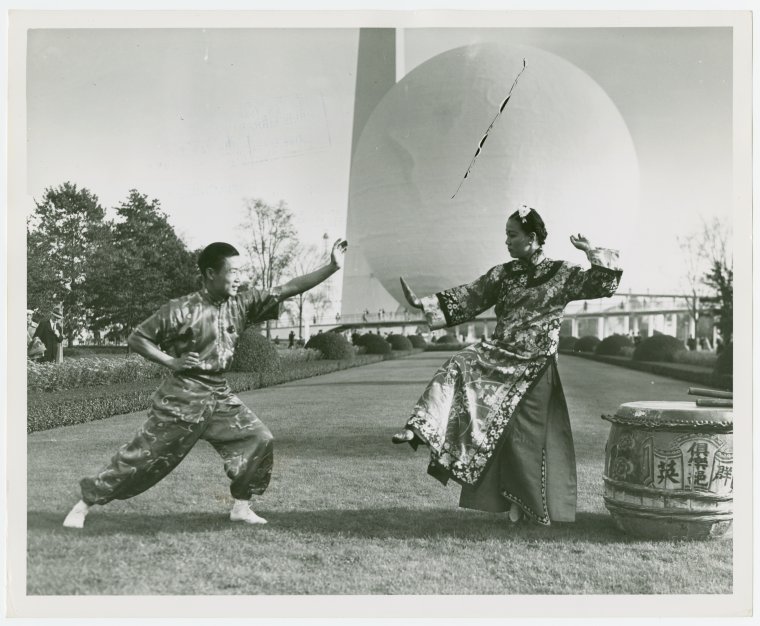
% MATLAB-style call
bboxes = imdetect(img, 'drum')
[602,401,733,540]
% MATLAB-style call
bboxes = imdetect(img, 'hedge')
[714,342,733,375]
[230,328,281,374]
[355,333,392,355]
[558,336,578,351]
[387,334,413,351]
[595,333,633,357]
[407,335,428,349]
[436,334,460,344]
[424,343,467,352]
[28,354,389,433]
[576,336,600,353]
[305,332,355,360]
[633,334,686,363]
[28,355,163,393]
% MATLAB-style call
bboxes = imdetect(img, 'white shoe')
[230,500,267,525]
[63,500,90,529]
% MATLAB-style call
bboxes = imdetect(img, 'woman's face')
[505,217,537,259]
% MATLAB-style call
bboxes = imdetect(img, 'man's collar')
[201,287,228,306]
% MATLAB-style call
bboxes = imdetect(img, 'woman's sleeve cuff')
[420,294,448,329]
[586,247,621,271]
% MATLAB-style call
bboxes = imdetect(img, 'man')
[27,310,45,360]
[33,305,64,362]
[63,238,347,529]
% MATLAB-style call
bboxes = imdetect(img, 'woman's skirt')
[458,358,577,524]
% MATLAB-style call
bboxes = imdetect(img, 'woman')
[392,206,622,525]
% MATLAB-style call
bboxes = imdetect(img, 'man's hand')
[330,238,348,269]
[570,233,592,253]
[170,352,201,372]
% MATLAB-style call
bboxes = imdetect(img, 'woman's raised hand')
[330,238,348,269]
[570,233,592,252]
[400,277,424,310]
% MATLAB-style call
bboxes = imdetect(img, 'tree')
[678,216,732,346]
[85,190,199,343]
[27,182,106,342]
[700,219,733,344]
[285,243,325,339]
[239,198,298,337]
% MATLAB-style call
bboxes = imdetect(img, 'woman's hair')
[508,207,548,246]
[198,242,240,277]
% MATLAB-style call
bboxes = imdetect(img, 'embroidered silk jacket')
[131,287,281,377]
[408,247,622,486]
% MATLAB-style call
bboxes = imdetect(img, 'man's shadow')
[29,508,643,544]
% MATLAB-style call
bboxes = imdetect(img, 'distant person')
[288,330,295,349]
[27,309,45,360]
[273,336,281,347]
[715,335,724,354]
[33,305,64,363]
[687,336,697,351]
[392,206,622,527]
[26,309,37,345]
[63,238,347,529]
[335,312,341,322]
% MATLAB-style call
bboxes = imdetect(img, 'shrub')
[64,345,128,358]
[305,332,355,360]
[714,342,732,375]
[673,350,719,368]
[633,334,686,363]
[436,334,460,344]
[558,335,578,351]
[425,343,466,352]
[619,346,635,358]
[27,380,158,433]
[576,335,600,353]
[408,335,427,349]
[230,328,282,374]
[596,334,633,357]
[387,334,413,351]
[278,348,322,367]
[358,333,392,355]
[27,353,397,433]
[27,355,163,392]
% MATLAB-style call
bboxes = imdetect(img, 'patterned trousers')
[80,375,274,505]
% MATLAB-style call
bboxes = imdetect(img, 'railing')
[271,294,711,329]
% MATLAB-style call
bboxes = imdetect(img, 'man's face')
[206,255,244,298]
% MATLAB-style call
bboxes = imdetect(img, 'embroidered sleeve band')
[586,247,621,271]
[420,294,449,330]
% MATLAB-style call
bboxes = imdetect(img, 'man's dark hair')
[508,207,548,246]
[198,242,240,278]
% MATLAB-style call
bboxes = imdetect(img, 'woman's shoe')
[391,428,415,444]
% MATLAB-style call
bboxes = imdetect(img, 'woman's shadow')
[30,507,635,543]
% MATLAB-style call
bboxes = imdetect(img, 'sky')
[26,26,733,297]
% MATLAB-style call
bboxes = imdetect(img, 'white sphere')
[348,43,639,305]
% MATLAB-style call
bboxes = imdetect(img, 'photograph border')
[5,6,754,621]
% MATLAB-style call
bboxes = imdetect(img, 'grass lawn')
[27,353,732,595]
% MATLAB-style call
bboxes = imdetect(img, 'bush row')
[28,354,388,434]
[559,333,730,377]
[27,355,164,393]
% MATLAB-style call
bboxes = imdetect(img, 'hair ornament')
[517,204,531,221]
